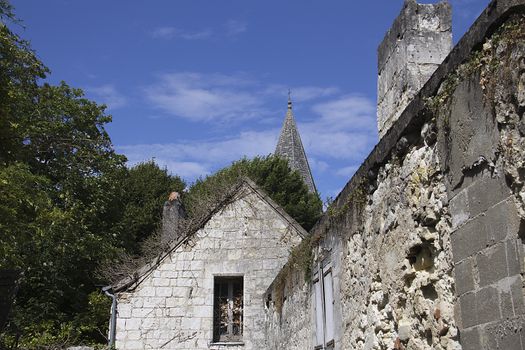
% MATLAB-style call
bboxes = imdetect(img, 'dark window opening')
[213,276,243,343]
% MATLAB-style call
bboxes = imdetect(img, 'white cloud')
[87,84,127,109]
[151,26,211,40]
[144,72,350,124]
[335,165,359,177]
[225,20,247,36]
[144,72,264,122]
[309,158,329,172]
[295,95,378,161]
[310,95,376,131]
[263,84,339,102]
[118,130,277,179]
[292,86,339,102]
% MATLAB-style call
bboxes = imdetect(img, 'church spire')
[275,95,317,193]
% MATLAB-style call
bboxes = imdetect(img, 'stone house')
[107,178,307,349]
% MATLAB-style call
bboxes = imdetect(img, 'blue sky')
[12,0,489,199]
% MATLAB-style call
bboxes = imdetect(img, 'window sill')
[209,342,245,347]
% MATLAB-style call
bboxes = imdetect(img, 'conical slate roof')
[275,98,317,193]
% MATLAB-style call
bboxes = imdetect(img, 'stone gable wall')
[114,188,302,350]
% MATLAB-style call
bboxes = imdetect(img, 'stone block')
[124,318,141,331]
[152,278,170,287]
[193,306,211,318]
[486,199,521,243]
[174,278,193,287]
[459,326,482,350]
[190,260,204,270]
[142,297,165,308]
[165,297,178,308]
[510,276,525,316]
[467,175,510,219]
[126,330,141,340]
[167,307,184,317]
[476,243,508,287]
[476,286,501,326]
[450,189,470,230]
[459,292,477,328]
[155,287,172,297]
[139,286,156,297]
[122,340,142,350]
[141,318,159,329]
[506,239,522,277]
[500,281,515,319]
[181,316,201,330]
[117,303,132,318]
[131,307,153,318]
[451,217,488,263]
[484,320,523,350]
[454,257,476,296]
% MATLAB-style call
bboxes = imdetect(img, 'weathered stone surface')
[476,243,508,287]
[451,217,489,263]
[454,258,475,296]
[460,326,483,350]
[377,0,452,138]
[162,196,186,244]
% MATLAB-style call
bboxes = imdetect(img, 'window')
[313,259,334,350]
[213,276,243,343]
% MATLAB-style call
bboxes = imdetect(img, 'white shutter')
[314,278,324,346]
[323,271,334,342]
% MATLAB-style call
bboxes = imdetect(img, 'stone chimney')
[377,0,452,138]
[161,192,186,245]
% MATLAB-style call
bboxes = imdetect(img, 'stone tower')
[377,0,452,138]
[275,97,317,193]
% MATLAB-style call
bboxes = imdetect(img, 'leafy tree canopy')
[117,161,185,254]
[184,155,322,231]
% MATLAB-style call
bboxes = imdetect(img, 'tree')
[0,4,127,347]
[185,155,322,231]
[117,161,185,254]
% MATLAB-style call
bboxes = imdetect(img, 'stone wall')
[114,185,303,350]
[377,0,451,138]
[263,268,312,350]
[440,16,525,348]
[264,1,525,349]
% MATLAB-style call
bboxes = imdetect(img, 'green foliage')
[185,155,322,231]
[0,3,129,347]
[117,161,185,253]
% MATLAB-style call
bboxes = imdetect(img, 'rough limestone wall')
[338,131,458,350]
[263,268,312,350]
[263,231,345,349]
[438,16,525,349]
[114,188,302,350]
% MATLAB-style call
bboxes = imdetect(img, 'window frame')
[212,275,244,344]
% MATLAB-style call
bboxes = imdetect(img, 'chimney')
[161,192,186,245]
[377,0,452,138]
